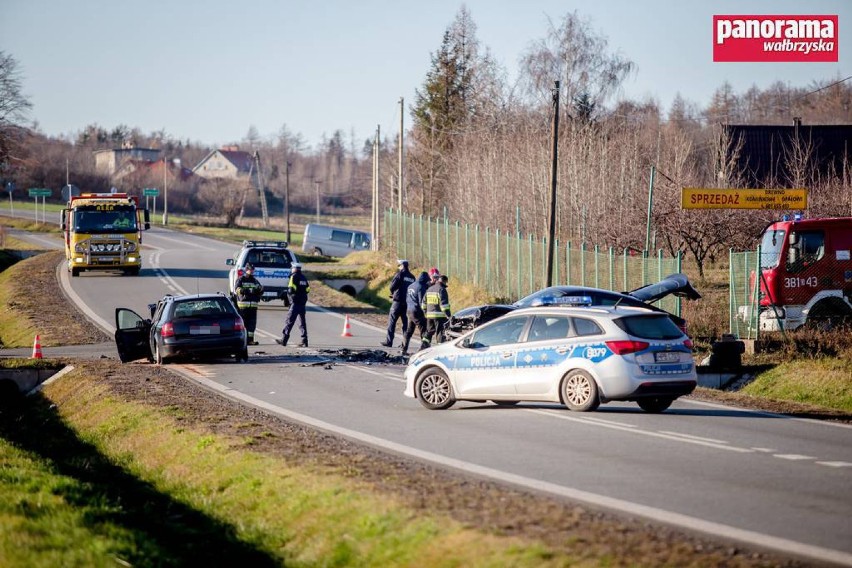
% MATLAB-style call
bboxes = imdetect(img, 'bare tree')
[0,51,33,174]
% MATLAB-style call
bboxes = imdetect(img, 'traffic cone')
[31,334,43,359]
[341,315,353,337]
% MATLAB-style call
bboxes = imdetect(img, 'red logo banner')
[713,15,838,62]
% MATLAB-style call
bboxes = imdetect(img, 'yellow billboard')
[681,188,808,210]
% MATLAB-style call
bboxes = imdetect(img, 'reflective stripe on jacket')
[422,282,450,319]
[235,276,263,308]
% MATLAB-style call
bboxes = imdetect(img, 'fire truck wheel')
[806,299,852,331]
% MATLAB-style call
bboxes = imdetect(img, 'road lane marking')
[345,364,406,382]
[817,461,852,468]
[149,251,185,294]
[682,398,852,430]
[752,447,777,453]
[525,409,752,453]
[658,431,729,444]
[774,454,816,461]
[166,367,852,568]
[148,233,216,250]
[57,262,115,333]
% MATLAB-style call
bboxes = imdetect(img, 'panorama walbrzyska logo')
[714,15,838,62]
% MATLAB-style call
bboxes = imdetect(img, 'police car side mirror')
[226,259,235,266]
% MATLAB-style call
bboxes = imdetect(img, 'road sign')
[681,188,808,210]
[142,187,159,197]
[28,188,52,197]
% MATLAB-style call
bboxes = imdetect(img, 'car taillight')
[605,340,649,355]
[161,322,175,338]
[234,317,245,331]
[237,269,244,278]
[683,339,693,350]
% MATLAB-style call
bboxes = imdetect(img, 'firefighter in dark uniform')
[234,263,263,345]
[400,270,431,355]
[276,262,310,347]
[381,259,416,348]
[422,272,451,346]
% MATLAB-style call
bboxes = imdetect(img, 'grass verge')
[0,366,560,568]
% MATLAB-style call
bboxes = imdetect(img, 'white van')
[302,224,371,257]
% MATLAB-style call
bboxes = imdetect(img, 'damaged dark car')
[446,273,701,339]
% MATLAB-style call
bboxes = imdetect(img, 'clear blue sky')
[2,0,849,150]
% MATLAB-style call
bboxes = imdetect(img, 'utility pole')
[314,179,322,224]
[372,125,380,251]
[398,97,404,211]
[162,156,169,225]
[285,161,291,243]
[545,80,560,287]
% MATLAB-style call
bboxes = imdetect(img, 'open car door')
[114,308,152,363]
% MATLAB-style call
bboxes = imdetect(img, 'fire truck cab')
[754,215,852,331]
[60,193,150,277]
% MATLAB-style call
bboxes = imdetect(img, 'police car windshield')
[246,250,292,268]
[614,315,682,340]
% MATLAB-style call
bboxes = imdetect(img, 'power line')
[792,75,852,103]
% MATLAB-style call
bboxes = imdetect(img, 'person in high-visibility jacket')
[421,273,451,346]
[276,263,310,347]
[234,263,263,345]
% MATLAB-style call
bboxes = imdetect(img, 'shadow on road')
[0,393,279,566]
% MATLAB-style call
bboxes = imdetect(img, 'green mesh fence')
[385,209,683,315]
[729,247,762,340]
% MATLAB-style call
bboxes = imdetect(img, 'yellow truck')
[60,193,150,277]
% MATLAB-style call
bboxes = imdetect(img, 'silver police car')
[404,298,697,413]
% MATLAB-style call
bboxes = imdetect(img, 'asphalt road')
[7,216,852,566]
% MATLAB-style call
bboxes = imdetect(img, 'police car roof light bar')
[242,240,289,249]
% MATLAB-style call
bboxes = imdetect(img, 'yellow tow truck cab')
[60,193,150,277]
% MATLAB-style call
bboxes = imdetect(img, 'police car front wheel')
[561,369,600,412]
[416,367,456,410]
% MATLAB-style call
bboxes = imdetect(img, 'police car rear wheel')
[637,397,674,413]
[561,370,600,412]
[416,368,455,410]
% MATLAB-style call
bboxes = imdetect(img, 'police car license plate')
[655,351,679,363]
[190,324,220,335]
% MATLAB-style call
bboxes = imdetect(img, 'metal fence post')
[528,234,534,294]
[594,245,600,288]
[516,231,522,298]
[475,224,480,285]
[623,248,629,290]
[566,241,572,286]
[580,242,586,287]
[608,246,615,290]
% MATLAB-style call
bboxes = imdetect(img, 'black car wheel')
[492,400,520,407]
[236,347,249,363]
[561,369,600,412]
[637,397,675,413]
[416,367,455,410]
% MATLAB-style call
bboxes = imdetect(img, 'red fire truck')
[747,215,852,331]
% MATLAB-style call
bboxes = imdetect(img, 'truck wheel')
[124,267,140,276]
[312,247,323,256]
[71,267,80,277]
[806,299,852,332]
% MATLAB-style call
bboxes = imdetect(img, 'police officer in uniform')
[422,272,451,346]
[276,262,310,347]
[234,263,263,345]
[381,259,416,348]
[400,270,431,355]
